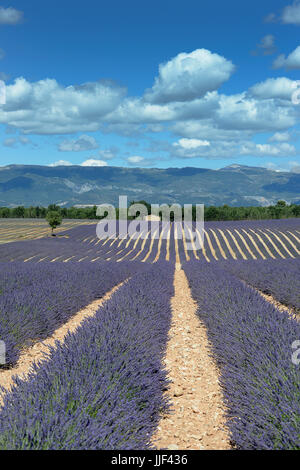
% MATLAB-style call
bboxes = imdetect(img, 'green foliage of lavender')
[0,261,149,365]
[0,263,174,449]
[184,261,300,450]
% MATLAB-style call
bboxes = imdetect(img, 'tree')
[276,200,286,207]
[0,207,9,218]
[205,206,219,221]
[13,206,25,218]
[46,210,62,236]
[291,204,300,217]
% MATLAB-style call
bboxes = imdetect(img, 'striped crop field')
[0,218,299,263]
[0,217,299,450]
[0,219,97,244]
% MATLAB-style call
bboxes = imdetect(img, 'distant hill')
[0,164,299,207]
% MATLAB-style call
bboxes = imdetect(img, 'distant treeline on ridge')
[0,200,299,222]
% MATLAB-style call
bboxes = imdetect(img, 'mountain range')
[0,164,299,207]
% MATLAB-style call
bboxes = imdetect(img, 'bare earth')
[152,268,231,450]
[257,290,298,319]
[0,282,123,406]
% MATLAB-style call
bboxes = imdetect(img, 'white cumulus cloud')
[0,7,23,25]
[282,1,300,25]
[268,132,291,142]
[3,137,17,147]
[58,134,99,152]
[97,148,117,160]
[253,35,276,56]
[173,138,210,149]
[144,49,235,103]
[216,93,295,131]
[127,156,145,164]
[81,159,108,167]
[249,77,298,100]
[3,136,34,147]
[240,142,297,157]
[273,45,300,70]
[0,77,126,134]
[49,160,73,167]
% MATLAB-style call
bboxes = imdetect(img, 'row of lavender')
[0,263,174,450]
[0,231,177,264]
[223,258,300,313]
[183,261,300,450]
[0,222,299,263]
[0,261,148,365]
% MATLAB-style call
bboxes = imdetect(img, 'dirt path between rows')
[0,282,123,406]
[152,268,231,450]
[240,278,298,320]
[257,290,298,320]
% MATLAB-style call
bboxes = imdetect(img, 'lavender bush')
[0,261,149,365]
[223,258,300,313]
[183,261,300,450]
[0,263,174,450]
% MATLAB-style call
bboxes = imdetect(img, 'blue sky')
[0,0,300,171]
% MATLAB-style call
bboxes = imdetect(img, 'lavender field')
[0,217,299,450]
[0,218,299,264]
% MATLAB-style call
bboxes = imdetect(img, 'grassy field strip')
[258,230,286,259]
[152,269,230,450]
[0,281,124,407]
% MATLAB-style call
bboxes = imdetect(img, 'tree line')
[0,200,299,222]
